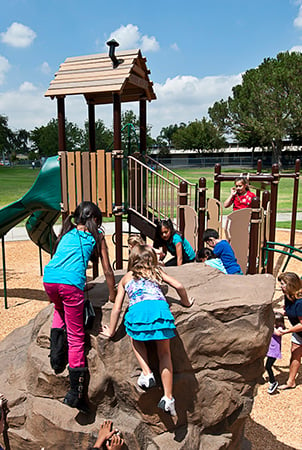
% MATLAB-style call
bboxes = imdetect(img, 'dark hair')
[53,201,102,255]
[154,218,180,247]
[274,311,285,329]
[203,228,219,242]
[196,247,215,262]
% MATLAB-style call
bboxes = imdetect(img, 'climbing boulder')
[0,264,275,449]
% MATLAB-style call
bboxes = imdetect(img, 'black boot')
[49,328,68,374]
[63,367,89,414]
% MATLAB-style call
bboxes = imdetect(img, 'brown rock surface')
[0,264,275,449]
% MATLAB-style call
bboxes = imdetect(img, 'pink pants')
[44,283,85,368]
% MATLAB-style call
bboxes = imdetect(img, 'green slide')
[0,156,61,254]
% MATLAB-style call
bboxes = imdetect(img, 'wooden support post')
[179,181,188,237]
[290,159,300,248]
[198,177,206,252]
[139,99,147,242]
[113,93,123,270]
[88,103,96,153]
[57,97,66,152]
[139,99,147,155]
[267,164,279,274]
[248,197,261,274]
[2,236,8,309]
[214,163,221,201]
[261,190,270,273]
[256,159,262,199]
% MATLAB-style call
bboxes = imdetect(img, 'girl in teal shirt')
[154,218,195,266]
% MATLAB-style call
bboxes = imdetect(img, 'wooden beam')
[88,103,96,152]
[57,97,66,152]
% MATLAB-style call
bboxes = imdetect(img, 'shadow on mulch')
[243,416,296,450]
[0,288,49,302]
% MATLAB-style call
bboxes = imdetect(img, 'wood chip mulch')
[0,231,301,449]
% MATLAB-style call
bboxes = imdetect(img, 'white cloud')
[290,45,302,52]
[41,62,51,74]
[0,55,10,84]
[294,5,302,27]
[19,81,37,92]
[106,24,159,52]
[0,22,36,48]
[141,35,159,52]
[0,83,112,133]
[171,43,179,51]
[0,72,241,138]
[148,73,242,135]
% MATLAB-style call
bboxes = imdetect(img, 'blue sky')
[1,0,302,137]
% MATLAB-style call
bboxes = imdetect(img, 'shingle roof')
[45,49,156,104]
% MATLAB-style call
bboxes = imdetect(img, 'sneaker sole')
[157,398,176,416]
[137,377,156,390]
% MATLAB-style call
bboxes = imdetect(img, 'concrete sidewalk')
[2,212,301,242]
[4,221,121,242]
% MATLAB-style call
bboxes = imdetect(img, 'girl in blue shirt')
[43,201,116,412]
[278,272,302,390]
[154,219,195,266]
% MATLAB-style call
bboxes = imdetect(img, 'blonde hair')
[278,272,302,299]
[128,244,162,283]
[128,234,145,249]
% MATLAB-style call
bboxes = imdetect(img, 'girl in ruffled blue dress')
[101,244,194,416]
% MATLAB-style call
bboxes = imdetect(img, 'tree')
[209,51,302,164]
[159,124,185,148]
[30,119,83,157]
[121,109,154,154]
[172,118,226,152]
[81,119,113,151]
[0,114,14,161]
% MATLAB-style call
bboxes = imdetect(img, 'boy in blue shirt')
[202,229,243,274]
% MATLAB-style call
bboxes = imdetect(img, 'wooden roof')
[45,49,156,104]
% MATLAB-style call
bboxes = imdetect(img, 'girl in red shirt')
[224,177,256,210]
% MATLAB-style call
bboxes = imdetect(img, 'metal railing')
[128,155,190,227]
[143,155,196,208]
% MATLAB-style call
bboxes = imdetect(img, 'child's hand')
[182,297,195,308]
[100,324,113,338]
[93,420,115,448]
[231,187,236,196]
[106,434,124,450]
[274,329,282,336]
[159,250,166,261]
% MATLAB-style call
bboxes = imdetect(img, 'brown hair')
[235,176,250,191]
[128,244,162,283]
[274,311,285,329]
[278,272,302,299]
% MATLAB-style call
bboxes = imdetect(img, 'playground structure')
[0,44,301,308]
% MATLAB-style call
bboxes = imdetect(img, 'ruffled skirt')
[124,299,176,341]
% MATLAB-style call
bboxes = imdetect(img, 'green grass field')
[0,166,39,207]
[173,167,302,214]
[0,165,301,224]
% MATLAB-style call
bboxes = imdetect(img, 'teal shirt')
[43,228,97,290]
[166,233,195,261]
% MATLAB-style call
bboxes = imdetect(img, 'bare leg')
[156,339,173,399]
[131,338,152,376]
[287,343,302,386]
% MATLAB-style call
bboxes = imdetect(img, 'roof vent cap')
[106,39,124,68]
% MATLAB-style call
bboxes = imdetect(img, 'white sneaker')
[137,372,156,390]
[267,381,278,394]
[157,396,176,416]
